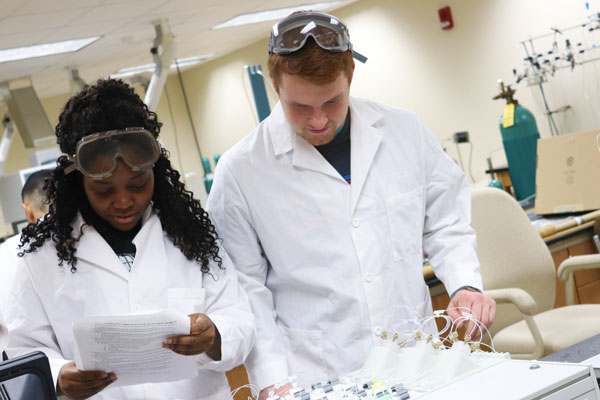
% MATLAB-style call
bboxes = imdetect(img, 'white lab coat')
[5,209,256,400]
[0,234,21,320]
[206,98,482,389]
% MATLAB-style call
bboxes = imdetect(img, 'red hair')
[268,39,354,86]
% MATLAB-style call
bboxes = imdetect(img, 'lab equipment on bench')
[264,308,600,399]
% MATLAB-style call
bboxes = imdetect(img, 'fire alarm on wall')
[438,6,454,30]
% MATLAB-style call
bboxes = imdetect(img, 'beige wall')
[339,0,600,182]
[1,0,599,236]
[152,40,271,205]
[155,0,600,188]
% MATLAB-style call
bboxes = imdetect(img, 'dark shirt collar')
[80,201,141,255]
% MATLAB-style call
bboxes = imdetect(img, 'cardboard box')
[535,129,600,215]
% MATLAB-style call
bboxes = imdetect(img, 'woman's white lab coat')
[207,98,482,389]
[5,210,255,400]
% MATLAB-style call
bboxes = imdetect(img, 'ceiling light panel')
[213,1,344,29]
[0,36,101,63]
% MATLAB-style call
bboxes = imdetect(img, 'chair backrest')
[471,187,556,335]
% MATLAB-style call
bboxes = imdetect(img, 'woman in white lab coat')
[5,79,255,400]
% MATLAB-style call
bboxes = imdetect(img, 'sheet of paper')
[73,309,198,387]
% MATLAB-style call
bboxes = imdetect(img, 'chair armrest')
[557,254,600,281]
[483,287,544,359]
[557,254,600,306]
[483,287,537,315]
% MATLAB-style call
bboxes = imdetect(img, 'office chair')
[471,187,600,359]
[0,351,57,400]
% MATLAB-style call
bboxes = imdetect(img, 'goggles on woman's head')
[268,12,367,63]
[65,127,160,180]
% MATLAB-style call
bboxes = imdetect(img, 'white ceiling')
[0,0,356,99]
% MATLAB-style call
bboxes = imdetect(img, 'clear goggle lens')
[67,128,160,179]
[273,18,350,53]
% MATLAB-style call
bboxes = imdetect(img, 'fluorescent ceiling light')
[110,54,215,78]
[0,36,101,63]
[213,1,344,29]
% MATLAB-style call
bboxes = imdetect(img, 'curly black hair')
[20,78,221,273]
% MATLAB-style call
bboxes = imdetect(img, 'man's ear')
[270,74,279,95]
[22,203,36,224]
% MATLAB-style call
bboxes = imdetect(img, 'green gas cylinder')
[494,82,540,201]
[499,105,539,200]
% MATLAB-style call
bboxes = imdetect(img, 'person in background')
[21,169,53,224]
[0,169,52,319]
[5,78,255,400]
[207,10,495,394]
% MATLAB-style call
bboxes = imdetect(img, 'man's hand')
[446,289,496,340]
[258,383,293,400]
[163,313,222,360]
[57,361,116,400]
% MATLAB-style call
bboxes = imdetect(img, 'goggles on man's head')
[64,127,160,180]
[268,12,367,63]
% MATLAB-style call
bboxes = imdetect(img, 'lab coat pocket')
[167,288,206,316]
[386,186,424,262]
[280,326,328,385]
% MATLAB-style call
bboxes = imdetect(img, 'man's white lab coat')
[207,98,482,389]
[5,210,255,400]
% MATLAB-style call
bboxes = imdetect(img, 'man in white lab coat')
[207,11,496,394]
[0,169,52,319]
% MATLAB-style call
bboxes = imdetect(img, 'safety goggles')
[268,12,367,63]
[65,127,160,179]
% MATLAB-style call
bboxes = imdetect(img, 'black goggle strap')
[352,50,368,63]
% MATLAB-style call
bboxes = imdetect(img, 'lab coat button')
[352,218,360,228]
[364,273,373,283]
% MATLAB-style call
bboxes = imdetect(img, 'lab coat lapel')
[293,134,344,180]
[350,99,383,214]
[75,214,129,281]
[131,212,168,281]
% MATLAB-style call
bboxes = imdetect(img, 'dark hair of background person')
[19,79,221,273]
[21,169,52,209]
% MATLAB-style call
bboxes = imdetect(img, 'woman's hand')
[57,361,116,400]
[163,313,222,360]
